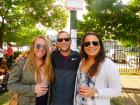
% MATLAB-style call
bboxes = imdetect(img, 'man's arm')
[0,68,5,73]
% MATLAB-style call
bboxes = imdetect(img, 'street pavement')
[121,76,140,89]
[120,76,140,105]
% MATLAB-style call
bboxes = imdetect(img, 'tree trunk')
[0,27,4,48]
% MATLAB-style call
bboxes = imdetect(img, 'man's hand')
[0,68,5,73]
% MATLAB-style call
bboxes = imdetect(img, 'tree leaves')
[0,0,68,46]
[78,0,140,46]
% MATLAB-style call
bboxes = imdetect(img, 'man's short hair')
[57,31,70,38]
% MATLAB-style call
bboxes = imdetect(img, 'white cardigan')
[73,58,121,105]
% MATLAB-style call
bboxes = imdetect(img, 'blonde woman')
[8,36,54,105]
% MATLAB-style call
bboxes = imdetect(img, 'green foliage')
[4,25,44,45]
[77,31,84,46]
[0,0,68,46]
[78,0,140,46]
[111,98,123,105]
[0,92,10,105]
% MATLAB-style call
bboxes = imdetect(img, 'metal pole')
[70,11,77,29]
[70,11,77,51]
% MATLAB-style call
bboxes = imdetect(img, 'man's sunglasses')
[57,38,71,42]
[84,41,99,47]
[34,44,46,49]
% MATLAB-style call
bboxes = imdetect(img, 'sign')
[71,29,77,38]
[70,29,77,51]
[66,0,83,11]
[71,38,77,51]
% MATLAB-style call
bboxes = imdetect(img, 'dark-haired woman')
[74,32,121,105]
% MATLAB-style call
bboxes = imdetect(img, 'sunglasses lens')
[64,38,70,42]
[57,38,70,42]
[36,44,41,49]
[84,42,90,47]
[57,39,63,42]
[92,41,99,46]
[84,41,99,47]
[35,44,46,49]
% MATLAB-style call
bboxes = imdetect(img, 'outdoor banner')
[66,0,83,11]
[71,29,77,51]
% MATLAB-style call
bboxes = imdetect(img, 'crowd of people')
[0,43,14,92]
[1,31,121,105]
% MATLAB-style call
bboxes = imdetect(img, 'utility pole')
[70,11,77,29]
[66,0,83,51]
[70,11,77,51]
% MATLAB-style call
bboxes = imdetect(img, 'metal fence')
[104,41,140,73]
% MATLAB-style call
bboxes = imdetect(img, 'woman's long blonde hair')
[24,36,54,82]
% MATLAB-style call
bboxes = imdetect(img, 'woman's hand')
[35,85,48,96]
[79,86,97,98]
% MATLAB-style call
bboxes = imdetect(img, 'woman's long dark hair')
[80,32,105,76]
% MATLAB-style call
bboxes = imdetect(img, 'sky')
[122,0,131,5]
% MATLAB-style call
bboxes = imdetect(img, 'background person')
[0,47,3,66]
[8,36,54,105]
[50,31,81,105]
[0,47,9,91]
[4,43,14,69]
[74,32,121,105]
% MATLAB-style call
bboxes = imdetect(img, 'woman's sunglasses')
[84,41,99,47]
[34,44,46,49]
[57,38,71,42]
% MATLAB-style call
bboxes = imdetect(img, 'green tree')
[0,0,68,47]
[4,24,44,46]
[78,0,140,46]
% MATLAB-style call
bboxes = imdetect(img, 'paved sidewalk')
[120,76,140,105]
[121,76,140,89]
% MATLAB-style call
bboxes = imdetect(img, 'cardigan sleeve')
[97,59,121,98]
[7,60,35,96]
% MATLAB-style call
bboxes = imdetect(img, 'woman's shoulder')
[104,57,114,63]
[103,57,117,67]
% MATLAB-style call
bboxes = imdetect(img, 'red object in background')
[4,47,13,56]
